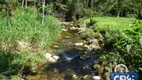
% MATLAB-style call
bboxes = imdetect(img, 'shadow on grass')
[0,51,31,77]
[0,51,11,74]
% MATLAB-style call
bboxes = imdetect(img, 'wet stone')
[45,53,60,63]
[72,74,78,79]
[74,42,84,46]
[92,76,101,80]
[53,45,60,48]
[65,36,70,39]
[62,28,68,31]
[80,55,91,60]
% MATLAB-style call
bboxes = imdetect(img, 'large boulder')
[74,42,84,46]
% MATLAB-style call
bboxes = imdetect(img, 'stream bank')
[27,22,101,80]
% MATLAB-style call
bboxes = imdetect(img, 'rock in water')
[53,55,60,60]
[83,75,88,79]
[92,76,101,80]
[72,74,78,79]
[48,57,56,63]
[53,45,59,48]
[62,28,68,31]
[65,36,70,39]
[45,53,60,63]
[85,39,100,50]
[45,53,52,59]
[74,42,83,46]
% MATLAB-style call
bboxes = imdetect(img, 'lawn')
[86,17,136,31]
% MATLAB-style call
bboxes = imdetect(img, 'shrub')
[94,52,124,80]
[115,20,142,78]
[81,28,103,40]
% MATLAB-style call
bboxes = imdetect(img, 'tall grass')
[0,7,61,52]
[0,51,45,77]
[0,7,61,77]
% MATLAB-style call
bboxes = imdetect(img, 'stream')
[27,23,99,80]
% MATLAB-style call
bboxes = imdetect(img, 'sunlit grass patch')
[86,17,136,31]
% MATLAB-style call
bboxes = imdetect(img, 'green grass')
[78,17,136,39]
[0,7,61,76]
[0,51,45,77]
[86,17,136,31]
[0,7,61,52]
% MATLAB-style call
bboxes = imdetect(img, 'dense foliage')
[116,21,142,77]
[0,0,142,20]
[0,7,61,79]
[93,20,142,79]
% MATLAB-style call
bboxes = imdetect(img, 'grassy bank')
[0,7,61,78]
[0,8,61,52]
[79,17,136,40]
[78,17,142,79]
[85,17,136,31]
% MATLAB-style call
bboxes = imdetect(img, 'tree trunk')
[86,0,89,8]
[7,4,12,22]
[88,0,92,8]
[42,0,45,25]
[22,0,24,8]
[22,0,24,13]
[138,8,142,19]
[34,0,36,15]
[89,0,93,26]
[72,14,76,25]
[117,10,120,17]
[25,0,27,8]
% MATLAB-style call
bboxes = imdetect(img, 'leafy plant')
[115,20,142,78]
[94,52,124,80]
[99,52,124,67]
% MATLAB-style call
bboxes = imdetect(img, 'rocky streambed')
[27,22,101,80]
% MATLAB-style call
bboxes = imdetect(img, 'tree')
[138,8,142,19]
[42,0,45,25]
[22,0,24,8]
[114,0,132,17]
[25,0,27,8]
[93,0,117,13]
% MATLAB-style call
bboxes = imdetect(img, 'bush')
[82,28,103,40]
[80,8,101,18]
[94,52,124,80]
[115,20,142,78]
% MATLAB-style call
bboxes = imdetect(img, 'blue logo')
[110,72,138,80]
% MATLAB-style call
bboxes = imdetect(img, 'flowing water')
[27,24,99,80]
